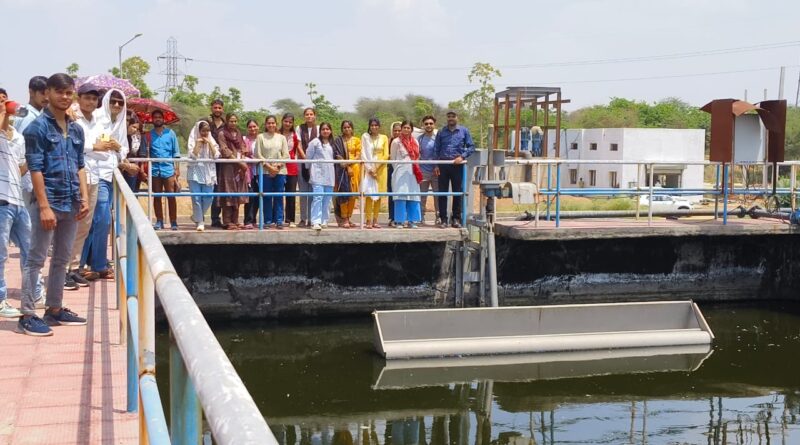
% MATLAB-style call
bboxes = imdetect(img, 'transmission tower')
[157,37,189,101]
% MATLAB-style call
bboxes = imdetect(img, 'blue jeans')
[81,179,112,273]
[23,205,78,315]
[0,203,32,301]
[188,180,214,224]
[393,200,421,224]
[261,174,286,225]
[311,185,333,225]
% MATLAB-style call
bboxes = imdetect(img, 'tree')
[462,62,502,147]
[169,75,207,107]
[109,56,154,98]
[304,81,340,124]
[65,63,80,78]
[207,86,244,115]
[272,98,304,118]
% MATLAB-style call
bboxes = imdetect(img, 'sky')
[2,0,800,113]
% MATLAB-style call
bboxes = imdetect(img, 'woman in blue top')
[306,122,335,231]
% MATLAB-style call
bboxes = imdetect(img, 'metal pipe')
[461,163,468,226]
[258,163,264,230]
[127,296,139,413]
[170,331,202,445]
[648,164,654,226]
[487,223,498,308]
[545,164,551,220]
[714,164,720,220]
[723,164,729,225]
[114,169,276,444]
[139,375,171,444]
[635,163,641,220]
[555,163,561,228]
[139,246,155,375]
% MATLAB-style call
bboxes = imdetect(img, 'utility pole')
[795,66,800,107]
[157,37,190,101]
[778,66,786,100]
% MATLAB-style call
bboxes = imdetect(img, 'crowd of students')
[0,72,475,337]
[132,98,476,232]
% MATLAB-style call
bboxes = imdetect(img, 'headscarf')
[400,133,423,183]
[96,88,129,153]
[188,120,219,158]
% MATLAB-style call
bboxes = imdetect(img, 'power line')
[191,65,799,89]
[187,40,800,73]
[156,37,190,101]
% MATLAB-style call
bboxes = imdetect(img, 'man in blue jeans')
[0,95,31,318]
[19,73,90,336]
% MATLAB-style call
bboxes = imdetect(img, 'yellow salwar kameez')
[339,136,362,218]
[360,133,390,224]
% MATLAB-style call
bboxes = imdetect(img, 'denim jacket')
[23,109,85,213]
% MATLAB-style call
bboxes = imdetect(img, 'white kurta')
[390,139,420,202]
[306,138,335,187]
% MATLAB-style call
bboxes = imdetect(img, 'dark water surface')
[157,303,800,444]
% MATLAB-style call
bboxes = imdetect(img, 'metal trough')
[372,301,714,360]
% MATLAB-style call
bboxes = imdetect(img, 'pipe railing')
[495,158,799,227]
[133,158,469,229]
[112,168,277,445]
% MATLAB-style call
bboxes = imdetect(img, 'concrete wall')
[163,233,799,320]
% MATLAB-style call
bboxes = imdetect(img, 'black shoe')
[64,276,79,291]
[211,220,223,228]
[451,220,462,229]
[70,272,90,288]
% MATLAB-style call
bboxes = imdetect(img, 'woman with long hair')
[122,113,146,192]
[242,119,260,228]
[306,122,335,231]
[332,120,355,228]
[360,118,389,229]
[387,122,402,227]
[255,115,290,229]
[187,120,220,231]
[390,120,422,228]
[280,113,300,227]
[338,120,361,228]
[296,107,319,227]
[216,113,250,230]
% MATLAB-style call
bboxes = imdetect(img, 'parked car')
[639,195,694,211]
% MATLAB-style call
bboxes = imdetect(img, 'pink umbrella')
[76,74,140,98]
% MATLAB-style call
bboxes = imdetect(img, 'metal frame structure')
[137,158,469,229]
[112,169,277,445]
[492,86,570,158]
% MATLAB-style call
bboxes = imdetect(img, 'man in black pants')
[207,99,225,227]
[433,111,475,229]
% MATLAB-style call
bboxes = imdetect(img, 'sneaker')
[0,300,22,318]
[196,223,205,232]
[153,220,164,230]
[43,308,87,326]
[18,315,53,336]
[410,224,419,229]
[70,272,90,288]
[321,223,328,229]
[289,222,297,228]
[170,222,179,231]
[64,276,79,291]
[312,224,322,231]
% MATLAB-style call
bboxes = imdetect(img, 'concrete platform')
[157,224,466,245]
[495,216,799,240]
[0,247,137,445]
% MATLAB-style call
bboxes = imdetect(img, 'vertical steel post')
[170,331,202,445]
[555,163,561,228]
[461,163,468,226]
[258,163,264,230]
[147,161,153,220]
[138,247,155,376]
[791,164,797,212]
[648,164,654,226]
[545,164,552,220]
[635,163,641,220]
[125,218,139,414]
[126,297,139,414]
[722,163,729,225]
[714,164,720,220]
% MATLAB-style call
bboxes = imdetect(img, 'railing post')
[126,215,140,414]
[545,164,551,220]
[359,161,366,229]
[648,163,654,226]
[714,164,720,220]
[147,161,153,221]
[170,330,203,445]
[635,163,641,220]
[555,162,561,228]
[258,163,264,230]
[461,162,468,226]
[722,163,729,225]
[791,164,797,212]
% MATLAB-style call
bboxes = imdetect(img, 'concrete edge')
[157,228,468,245]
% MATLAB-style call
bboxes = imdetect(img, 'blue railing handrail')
[113,168,277,444]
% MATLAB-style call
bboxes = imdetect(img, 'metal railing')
[112,168,277,445]
[499,158,800,227]
[133,158,469,228]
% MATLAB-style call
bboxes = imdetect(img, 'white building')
[545,128,706,195]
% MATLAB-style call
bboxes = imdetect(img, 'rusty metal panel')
[705,99,736,162]
[759,100,787,163]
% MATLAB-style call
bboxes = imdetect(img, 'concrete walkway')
[0,247,137,445]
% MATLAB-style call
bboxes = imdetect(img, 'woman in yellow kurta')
[360,118,389,228]
[340,121,361,221]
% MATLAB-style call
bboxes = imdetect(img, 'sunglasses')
[110,99,124,106]
[424,122,434,125]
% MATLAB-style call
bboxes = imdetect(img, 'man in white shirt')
[0,97,32,318]
[64,83,105,288]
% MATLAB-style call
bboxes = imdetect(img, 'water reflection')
[156,303,800,444]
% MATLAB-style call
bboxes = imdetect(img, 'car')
[638,195,694,211]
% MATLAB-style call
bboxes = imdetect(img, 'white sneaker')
[321,223,328,229]
[0,300,22,318]
[312,224,322,231]
[196,223,205,232]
